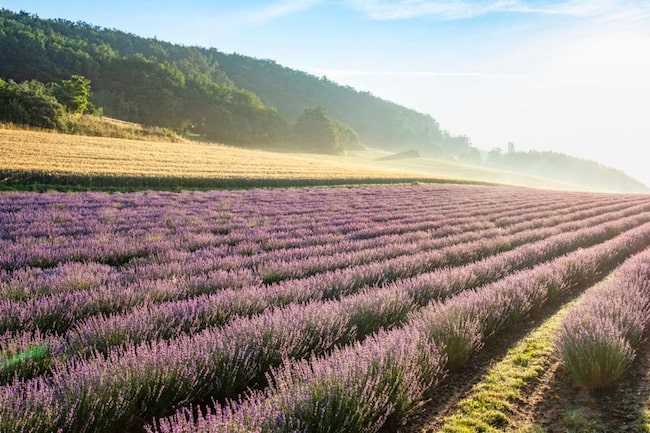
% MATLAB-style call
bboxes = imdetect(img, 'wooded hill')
[0,9,467,156]
[0,8,647,192]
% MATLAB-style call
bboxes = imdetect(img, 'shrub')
[557,317,635,389]
[414,305,483,370]
[556,255,650,390]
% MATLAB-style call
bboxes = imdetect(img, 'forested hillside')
[0,9,470,156]
[209,53,470,154]
[486,148,648,194]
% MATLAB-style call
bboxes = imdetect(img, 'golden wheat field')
[0,128,455,191]
[0,129,399,178]
[0,127,592,191]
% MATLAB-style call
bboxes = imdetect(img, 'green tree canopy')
[293,106,360,154]
[0,77,66,128]
[0,9,472,152]
[52,74,91,114]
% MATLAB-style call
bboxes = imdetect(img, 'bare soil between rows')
[393,294,650,433]
[393,298,564,433]
[518,331,650,433]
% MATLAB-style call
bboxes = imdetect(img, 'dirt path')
[398,294,650,433]
[396,308,555,433]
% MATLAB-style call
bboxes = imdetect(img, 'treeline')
[210,54,473,156]
[486,147,648,193]
[0,10,289,144]
[0,74,91,129]
[0,9,465,155]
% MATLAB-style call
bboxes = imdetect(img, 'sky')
[3,0,650,186]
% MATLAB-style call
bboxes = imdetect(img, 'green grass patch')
[0,345,48,369]
[561,408,607,433]
[638,410,650,432]
[0,344,50,383]
[436,301,576,433]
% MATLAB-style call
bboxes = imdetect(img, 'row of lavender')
[2,188,622,330]
[1,186,574,325]
[1,201,649,388]
[1,197,647,429]
[1,189,647,375]
[1,186,649,432]
[1,189,640,325]
[0,186,536,270]
[0,200,650,383]
[2,193,622,302]
[2,195,648,340]
[1,186,637,274]
[557,248,650,389]
[0,188,594,302]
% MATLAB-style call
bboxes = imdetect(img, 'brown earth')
[392,308,556,433]
[516,333,650,433]
[396,310,650,433]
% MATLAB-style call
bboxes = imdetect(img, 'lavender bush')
[557,249,650,389]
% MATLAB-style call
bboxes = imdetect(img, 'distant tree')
[293,106,339,153]
[488,147,503,164]
[293,106,359,154]
[458,146,482,164]
[0,78,67,129]
[507,142,515,154]
[335,121,361,150]
[52,74,92,114]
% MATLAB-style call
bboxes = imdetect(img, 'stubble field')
[0,129,439,190]
[0,128,590,192]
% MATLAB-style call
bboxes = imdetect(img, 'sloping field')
[343,148,596,192]
[0,128,590,191]
[1,184,650,433]
[0,129,446,189]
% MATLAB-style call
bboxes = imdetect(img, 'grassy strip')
[435,299,576,433]
[2,116,184,142]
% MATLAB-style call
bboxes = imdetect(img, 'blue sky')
[4,0,650,186]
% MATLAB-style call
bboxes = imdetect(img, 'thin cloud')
[345,0,650,21]
[346,0,523,20]
[517,0,650,19]
[238,0,323,24]
[310,68,524,80]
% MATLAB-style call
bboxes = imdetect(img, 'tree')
[293,106,340,153]
[0,78,67,129]
[52,74,91,114]
[293,106,359,154]
[458,146,482,164]
[335,121,361,150]
[487,147,503,165]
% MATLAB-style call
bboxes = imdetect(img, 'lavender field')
[1,184,650,433]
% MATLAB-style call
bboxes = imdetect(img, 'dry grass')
[66,115,185,143]
[0,129,446,189]
[0,116,184,143]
